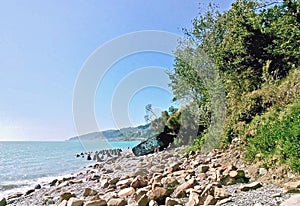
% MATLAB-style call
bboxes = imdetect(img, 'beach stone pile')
[5,147,300,206]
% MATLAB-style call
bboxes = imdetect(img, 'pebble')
[4,146,298,206]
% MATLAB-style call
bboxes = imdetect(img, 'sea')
[0,141,139,198]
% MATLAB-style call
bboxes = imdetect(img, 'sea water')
[0,141,139,197]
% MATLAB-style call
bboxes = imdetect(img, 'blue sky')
[0,0,233,141]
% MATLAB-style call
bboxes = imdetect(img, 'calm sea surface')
[0,141,139,197]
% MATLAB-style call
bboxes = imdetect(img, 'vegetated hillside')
[67,124,153,142]
[164,0,300,172]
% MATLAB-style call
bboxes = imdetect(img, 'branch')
[254,1,284,10]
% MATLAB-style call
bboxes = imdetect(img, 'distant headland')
[67,124,153,142]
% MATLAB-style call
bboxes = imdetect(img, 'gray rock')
[34,184,41,189]
[239,182,262,191]
[7,192,23,200]
[259,168,268,176]
[50,179,58,186]
[25,189,35,196]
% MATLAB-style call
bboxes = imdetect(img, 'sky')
[0,0,233,141]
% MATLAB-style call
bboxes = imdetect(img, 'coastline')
[0,141,138,200]
[2,145,300,206]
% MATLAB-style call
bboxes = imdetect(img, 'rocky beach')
[1,141,300,206]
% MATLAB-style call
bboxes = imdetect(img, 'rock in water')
[50,179,58,186]
[34,184,41,189]
[25,189,35,196]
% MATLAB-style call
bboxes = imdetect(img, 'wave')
[0,172,85,198]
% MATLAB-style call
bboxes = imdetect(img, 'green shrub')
[246,100,300,171]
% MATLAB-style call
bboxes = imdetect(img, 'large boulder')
[0,198,6,206]
[280,194,300,206]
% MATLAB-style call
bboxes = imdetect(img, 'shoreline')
[2,145,300,206]
[0,166,91,199]
[0,148,133,199]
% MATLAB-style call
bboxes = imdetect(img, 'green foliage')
[188,0,299,92]
[167,0,300,172]
[168,45,213,137]
[246,100,300,171]
[259,0,300,68]
[150,110,169,132]
[184,0,300,143]
[168,44,226,150]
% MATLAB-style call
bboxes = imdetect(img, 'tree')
[168,41,226,149]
